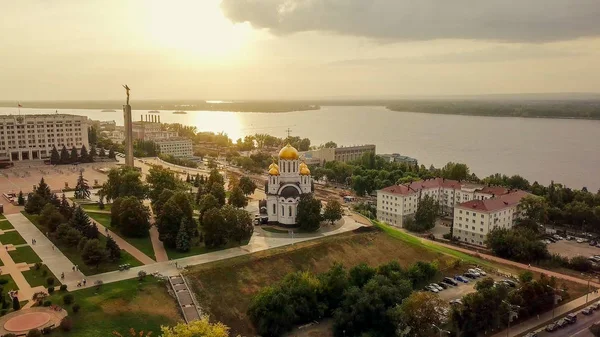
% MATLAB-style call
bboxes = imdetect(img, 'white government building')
[377,178,529,246]
[155,137,193,158]
[265,144,313,226]
[0,114,89,161]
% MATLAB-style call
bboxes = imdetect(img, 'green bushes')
[59,317,73,332]
[248,260,439,337]
[63,294,74,305]
[72,303,81,313]
[59,284,68,291]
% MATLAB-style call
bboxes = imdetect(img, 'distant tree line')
[387,100,600,120]
[49,144,114,165]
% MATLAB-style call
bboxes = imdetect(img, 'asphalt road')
[535,309,600,337]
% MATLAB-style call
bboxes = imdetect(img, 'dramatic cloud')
[221,0,600,43]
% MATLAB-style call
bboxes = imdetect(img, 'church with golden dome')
[265,143,313,227]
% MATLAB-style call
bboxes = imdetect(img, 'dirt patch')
[185,231,458,336]
[101,287,180,323]
[548,240,600,259]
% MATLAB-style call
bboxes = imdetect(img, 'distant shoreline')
[385,108,600,121]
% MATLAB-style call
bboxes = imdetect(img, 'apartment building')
[453,190,530,246]
[376,178,511,227]
[155,137,193,157]
[334,144,376,162]
[0,114,89,161]
[380,153,418,165]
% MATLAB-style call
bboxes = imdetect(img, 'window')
[281,205,284,215]
[289,206,292,217]
[273,204,276,214]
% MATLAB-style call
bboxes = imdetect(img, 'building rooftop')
[155,137,192,143]
[0,114,86,118]
[456,190,530,213]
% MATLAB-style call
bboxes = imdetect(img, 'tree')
[39,204,64,232]
[50,146,60,164]
[63,227,83,247]
[221,205,253,243]
[89,145,97,162]
[198,194,220,222]
[486,227,550,262]
[81,239,107,267]
[108,148,116,159]
[80,145,89,162]
[101,167,147,201]
[113,197,151,237]
[70,146,78,163]
[323,199,343,225]
[160,318,231,337]
[349,263,376,287]
[17,190,24,206]
[176,221,191,252]
[146,166,184,205]
[296,194,322,232]
[238,176,257,196]
[440,162,470,181]
[35,177,53,201]
[519,195,549,225]
[105,236,121,262]
[74,171,91,199]
[157,192,194,248]
[411,195,439,232]
[318,263,349,312]
[210,183,226,207]
[99,147,106,157]
[392,291,448,337]
[59,193,72,219]
[228,186,247,208]
[202,208,228,248]
[69,206,98,239]
[24,194,45,214]
[60,145,70,164]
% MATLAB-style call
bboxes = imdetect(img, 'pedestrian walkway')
[0,241,42,302]
[4,213,84,285]
[493,291,600,336]
[169,274,201,323]
[150,226,168,262]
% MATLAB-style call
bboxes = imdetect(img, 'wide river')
[1,106,599,190]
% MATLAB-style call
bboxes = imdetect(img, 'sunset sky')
[2,0,600,100]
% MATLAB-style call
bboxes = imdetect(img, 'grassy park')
[8,246,42,264]
[0,219,14,230]
[80,203,113,212]
[22,264,60,288]
[85,212,156,261]
[0,230,27,245]
[23,212,142,275]
[46,277,180,336]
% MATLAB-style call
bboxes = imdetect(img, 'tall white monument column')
[122,84,134,167]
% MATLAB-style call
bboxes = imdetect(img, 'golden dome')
[299,162,311,175]
[268,166,280,175]
[278,144,299,160]
[268,162,279,170]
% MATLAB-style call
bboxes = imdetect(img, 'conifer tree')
[176,222,191,252]
[60,145,70,164]
[80,145,89,162]
[105,236,121,261]
[70,146,79,163]
[50,146,60,164]
[74,171,90,199]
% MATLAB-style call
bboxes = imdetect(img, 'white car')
[474,268,487,276]
[577,239,584,243]
[468,269,481,277]
[426,286,439,293]
[430,283,444,291]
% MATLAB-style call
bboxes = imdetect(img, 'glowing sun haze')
[1,0,599,100]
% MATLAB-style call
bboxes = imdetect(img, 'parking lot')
[430,271,504,302]
[547,239,600,259]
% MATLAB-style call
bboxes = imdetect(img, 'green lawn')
[80,203,112,212]
[0,220,14,230]
[8,245,42,264]
[22,212,143,275]
[373,220,495,268]
[165,238,250,260]
[22,264,61,288]
[45,277,181,337]
[0,214,5,220]
[261,226,289,234]
[0,230,27,245]
[0,274,18,292]
[86,212,156,261]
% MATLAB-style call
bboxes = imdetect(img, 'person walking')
[83,279,87,286]
[72,266,75,271]
[61,272,65,280]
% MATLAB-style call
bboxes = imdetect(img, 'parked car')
[577,238,584,243]
[564,313,577,324]
[592,301,600,310]
[454,275,469,283]
[545,323,559,332]
[524,332,539,337]
[582,307,593,315]
[501,279,517,287]
[474,268,487,276]
[468,269,481,277]
[556,319,568,328]
[464,273,478,279]
[547,237,557,243]
[426,286,439,293]
[553,234,562,240]
[443,277,458,286]
[430,283,444,291]
[437,282,449,289]
[590,241,597,246]
[449,299,462,305]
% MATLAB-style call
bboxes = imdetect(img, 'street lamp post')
[502,300,520,337]
[582,273,591,304]
[546,285,563,320]
[432,324,450,337]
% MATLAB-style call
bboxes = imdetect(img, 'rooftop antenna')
[17,102,22,115]
[285,127,292,138]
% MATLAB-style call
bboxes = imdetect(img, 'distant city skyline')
[1,0,600,100]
